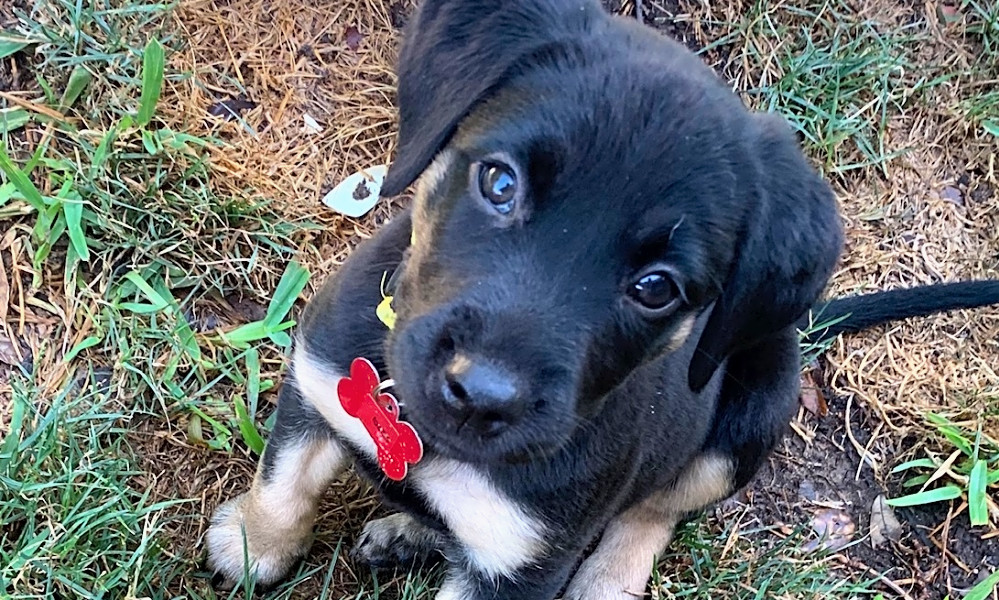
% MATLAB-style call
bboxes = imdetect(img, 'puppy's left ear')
[380,0,602,197]
[688,114,844,392]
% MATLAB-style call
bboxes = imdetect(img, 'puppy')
[205,1,999,598]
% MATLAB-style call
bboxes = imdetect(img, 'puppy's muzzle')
[391,296,579,459]
[441,354,527,437]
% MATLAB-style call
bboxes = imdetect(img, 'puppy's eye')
[477,162,517,214]
[628,271,681,312]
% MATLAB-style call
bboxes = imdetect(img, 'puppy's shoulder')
[297,210,412,370]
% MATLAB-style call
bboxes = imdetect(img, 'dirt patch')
[734,384,999,600]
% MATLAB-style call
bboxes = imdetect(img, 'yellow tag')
[377,295,397,330]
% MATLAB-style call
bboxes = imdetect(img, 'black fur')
[235,1,999,597]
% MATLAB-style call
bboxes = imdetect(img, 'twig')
[847,558,917,600]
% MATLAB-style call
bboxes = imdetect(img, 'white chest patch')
[292,347,377,459]
[414,459,547,579]
[294,347,547,579]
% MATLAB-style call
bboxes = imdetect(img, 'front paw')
[351,513,445,569]
[205,493,312,588]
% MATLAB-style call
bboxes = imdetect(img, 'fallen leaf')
[937,4,962,24]
[345,25,364,52]
[0,252,9,324]
[798,478,818,502]
[870,494,903,549]
[303,113,323,134]
[0,333,31,371]
[0,335,19,366]
[802,508,855,553]
[207,96,257,120]
[799,371,828,417]
[940,185,963,206]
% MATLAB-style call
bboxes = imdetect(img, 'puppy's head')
[381,0,843,463]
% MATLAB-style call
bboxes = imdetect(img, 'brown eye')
[628,271,680,311]
[477,162,517,214]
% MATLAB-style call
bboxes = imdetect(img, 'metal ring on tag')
[373,378,396,396]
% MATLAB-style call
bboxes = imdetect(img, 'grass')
[1,0,998,598]
[654,517,880,600]
[2,372,188,596]
[888,413,999,527]
[1,0,311,597]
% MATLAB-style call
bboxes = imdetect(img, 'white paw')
[205,493,312,588]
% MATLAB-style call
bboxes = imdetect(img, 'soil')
[739,385,999,599]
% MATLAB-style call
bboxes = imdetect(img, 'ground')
[1,0,997,599]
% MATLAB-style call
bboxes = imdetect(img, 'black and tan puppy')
[206,1,999,598]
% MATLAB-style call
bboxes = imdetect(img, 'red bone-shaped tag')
[337,358,423,481]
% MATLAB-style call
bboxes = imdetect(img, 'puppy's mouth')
[398,389,576,465]
[405,411,571,465]
[385,315,581,465]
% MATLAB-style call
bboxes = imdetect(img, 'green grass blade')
[0,35,30,59]
[268,330,292,347]
[891,458,938,473]
[62,196,90,262]
[983,120,999,137]
[224,321,269,345]
[886,485,963,507]
[965,569,999,600]
[137,37,164,126]
[60,66,93,110]
[232,394,265,455]
[64,336,101,362]
[0,181,14,207]
[927,413,975,457]
[91,116,134,178]
[0,147,46,211]
[0,393,27,472]
[264,261,310,328]
[902,474,931,488]
[118,271,169,314]
[0,108,31,133]
[968,459,989,526]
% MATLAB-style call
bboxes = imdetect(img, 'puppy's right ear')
[380,0,600,197]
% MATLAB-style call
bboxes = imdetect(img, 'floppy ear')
[380,0,602,197]
[688,114,844,392]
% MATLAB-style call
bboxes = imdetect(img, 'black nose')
[441,354,525,436]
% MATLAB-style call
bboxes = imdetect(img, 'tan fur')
[205,436,347,585]
[564,454,733,600]
[666,314,697,351]
[411,149,455,248]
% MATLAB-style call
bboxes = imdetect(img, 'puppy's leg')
[206,379,348,587]
[564,454,734,600]
[351,512,447,568]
